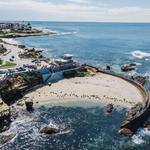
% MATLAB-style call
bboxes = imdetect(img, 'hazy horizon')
[0,0,150,22]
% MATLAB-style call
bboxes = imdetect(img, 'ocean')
[1,22,150,149]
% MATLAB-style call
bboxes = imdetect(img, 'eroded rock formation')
[0,71,43,105]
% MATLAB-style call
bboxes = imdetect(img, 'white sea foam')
[131,50,150,59]
[132,134,145,145]
[1,38,19,45]
[132,128,150,145]
[55,31,77,36]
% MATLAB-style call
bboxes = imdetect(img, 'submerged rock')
[106,104,114,113]
[0,133,16,145]
[40,126,60,135]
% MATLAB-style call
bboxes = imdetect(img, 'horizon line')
[0,20,150,24]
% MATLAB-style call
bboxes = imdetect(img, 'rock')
[131,76,147,86]
[16,100,24,106]
[121,63,136,72]
[119,128,134,137]
[0,103,11,133]
[0,133,16,145]
[18,45,26,49]
[106,104,114,113]
[143,120,150,130]
[25,100,34,112]
[0,72,43,105]
[40,126,60,135]
[106,65,111,71]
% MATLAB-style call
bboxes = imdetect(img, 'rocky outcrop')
[130,75,147,86]
[121,63,136,72]
[0,102,11,133]
[19,48,43,59]
[106,104,114,113]
[0,71,43,105]
[25,100,34,112]
[40,126,60,135]
[120,99,150,136]
[0,44,7,55]
[119,128,133,137]
[143,120,150,130]
[0,133,16,145]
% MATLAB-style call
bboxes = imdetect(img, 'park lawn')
[0,61,17,68]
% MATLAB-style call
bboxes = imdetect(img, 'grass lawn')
[0,61,17,68]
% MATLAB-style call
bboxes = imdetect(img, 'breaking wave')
[132,128,150,145]
[55,31,77,36]
[131,50,150,59]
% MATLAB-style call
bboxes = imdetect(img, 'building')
[0,22,32,31]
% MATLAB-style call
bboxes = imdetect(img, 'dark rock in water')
[106,104,114,113]
[120,100,150,137]
[131,76,147,86]
[121,63,136,72]
[40,126,60,135]
[106,65,111,71]
[18,45,26,49]
[0,133,16,145]
[119,128,134,137]
[25,100,34,112]
[143,120,150,130]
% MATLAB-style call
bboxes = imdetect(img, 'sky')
[0,0,150,22]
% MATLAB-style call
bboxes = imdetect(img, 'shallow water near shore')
[1,101,150,150]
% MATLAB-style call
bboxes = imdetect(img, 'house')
[0,22,32,31]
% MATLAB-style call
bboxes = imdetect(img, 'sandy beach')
[23,73,144,108]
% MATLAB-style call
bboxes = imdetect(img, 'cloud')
[0,0,150,22]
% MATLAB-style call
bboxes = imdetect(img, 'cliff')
[0,71,43,105]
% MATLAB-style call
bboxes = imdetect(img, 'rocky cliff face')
[0,71,43,105]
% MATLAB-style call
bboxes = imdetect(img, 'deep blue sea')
[1,22,150,149]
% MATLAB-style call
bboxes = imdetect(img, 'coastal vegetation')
[19,48,43,59]
[0,61,17,68]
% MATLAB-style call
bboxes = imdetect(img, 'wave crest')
[131,50,150,59]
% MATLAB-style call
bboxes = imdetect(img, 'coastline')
[0,30,56,38]
[0,37,147,109]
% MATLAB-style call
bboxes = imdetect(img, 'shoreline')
[0,38,147,109]
[0,30,56,38]
[21,73,144,108]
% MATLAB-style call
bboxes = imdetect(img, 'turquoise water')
[2,22,150,149]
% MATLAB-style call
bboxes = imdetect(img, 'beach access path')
[23,73,144,108]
